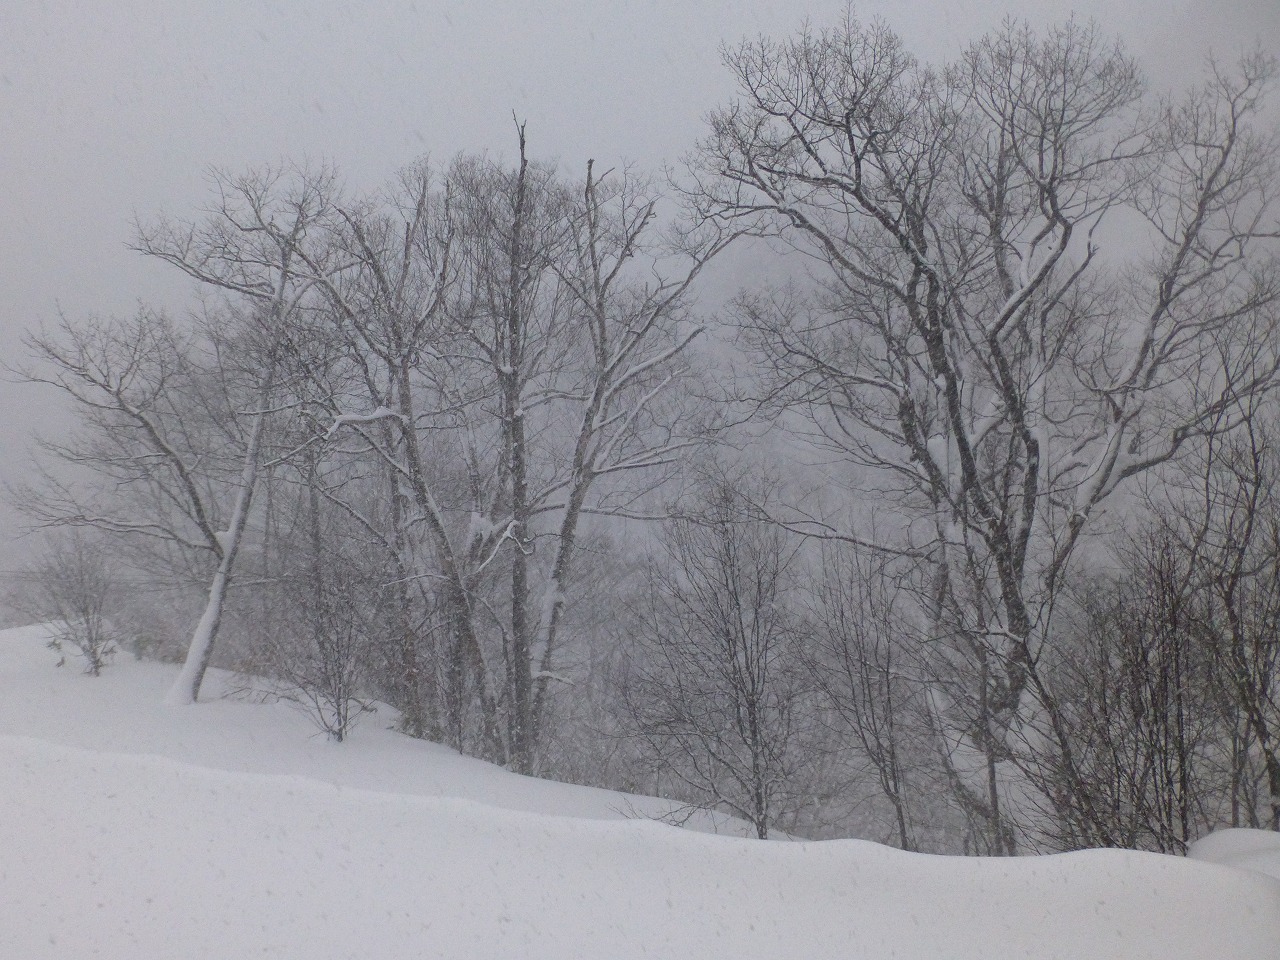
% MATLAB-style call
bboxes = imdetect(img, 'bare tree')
[16,534,118,676]
[1152,402,1280,831]
[292,140,730,771]
[986,393,1280,851]
[131,167,341,702]
[1034,539,1221,852]
[806,546,929,849]
[624,476,816,839]
[18,307,269,702]
[12,166,341,703]
[689,13,1280,848]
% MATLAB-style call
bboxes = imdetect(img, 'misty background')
[2,0,1277,566]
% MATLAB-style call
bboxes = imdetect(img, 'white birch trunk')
[164,403,267,705]
[164,562,232,705]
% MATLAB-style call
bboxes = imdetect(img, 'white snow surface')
[3,624,1280,959]
[1189,827,1280,881]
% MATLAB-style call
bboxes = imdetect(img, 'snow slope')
[1189,828,1280,882]
[0,624,740,831]
[3,624,1280,959]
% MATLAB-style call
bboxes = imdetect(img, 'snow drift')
[2,624,1278,959]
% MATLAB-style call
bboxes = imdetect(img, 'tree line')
[13,14,1280,852]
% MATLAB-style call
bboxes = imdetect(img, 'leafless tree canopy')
[13,13,1280,850]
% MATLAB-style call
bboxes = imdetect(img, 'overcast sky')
[1,0,1277,561]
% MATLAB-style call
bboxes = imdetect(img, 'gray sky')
[2,0,1277,561]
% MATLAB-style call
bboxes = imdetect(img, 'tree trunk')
[164,399,267,705]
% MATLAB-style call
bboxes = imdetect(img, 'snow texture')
[1188,828,1280,882]
[2,624,1278,959]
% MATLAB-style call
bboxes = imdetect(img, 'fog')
[2,0,1277,564]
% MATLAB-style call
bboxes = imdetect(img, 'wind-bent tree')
[690,15,1280,848]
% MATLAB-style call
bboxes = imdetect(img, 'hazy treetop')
[1,0,1276,558]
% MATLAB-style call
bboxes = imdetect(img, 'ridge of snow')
[3,623,1280,959]
[1188,827,1280,881]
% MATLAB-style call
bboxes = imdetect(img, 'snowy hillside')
[4,624,1279,960]
[1188,828,1280,881]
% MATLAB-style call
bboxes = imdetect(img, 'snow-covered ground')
[3,624,1279,959]
[1188,827,1280,881]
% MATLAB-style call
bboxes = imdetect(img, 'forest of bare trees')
[13,15,1280,853]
